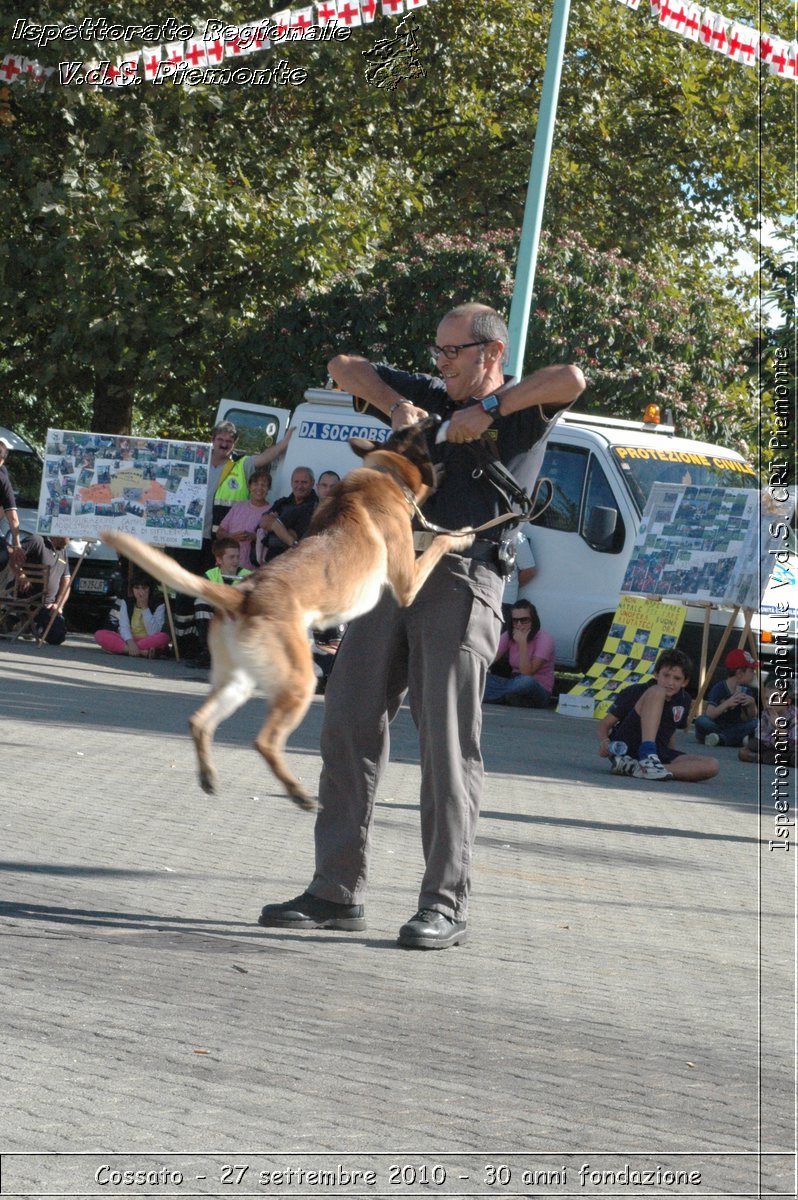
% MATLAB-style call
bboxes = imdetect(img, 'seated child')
[483,600,555,708]
[738,673,797,767]
[694,648,759,747]
[192,537,252,667]
[597,648,719,782]
[94,571,169,658]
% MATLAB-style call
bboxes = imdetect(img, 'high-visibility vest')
[205,566,252,584]
[214,456,249,504]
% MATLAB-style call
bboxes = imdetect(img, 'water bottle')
[607,740,628,757]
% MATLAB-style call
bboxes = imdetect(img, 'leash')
[408,476,552,539]
[367,420,554,541]
[407,420,553,539]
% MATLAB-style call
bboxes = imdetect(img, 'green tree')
[756,236,796,484]
[226,229,755,450]
[0,0,790,441]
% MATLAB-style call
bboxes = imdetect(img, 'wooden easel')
[36,540,181,659]
[162,587,180,661]
[36,544,88,646]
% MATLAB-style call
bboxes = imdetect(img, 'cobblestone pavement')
[1,636,794,1198]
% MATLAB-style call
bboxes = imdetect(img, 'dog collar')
[368,463,417,513]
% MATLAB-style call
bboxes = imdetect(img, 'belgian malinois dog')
[102,418,472,809]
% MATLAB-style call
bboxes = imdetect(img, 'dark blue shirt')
[374,366,561,535]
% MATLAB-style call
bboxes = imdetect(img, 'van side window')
[581,455,625,553]
[537,444,588,532]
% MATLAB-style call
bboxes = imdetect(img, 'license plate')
[77,577,109,594]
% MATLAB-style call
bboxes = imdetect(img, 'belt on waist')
[460,540,500,564]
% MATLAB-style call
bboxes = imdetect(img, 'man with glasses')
[258,302,584,949]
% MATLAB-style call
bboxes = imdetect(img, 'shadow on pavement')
[0,899,398,952]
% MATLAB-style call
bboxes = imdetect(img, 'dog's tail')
[100,531,247,614]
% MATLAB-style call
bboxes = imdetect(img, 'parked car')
[0,424,125,631]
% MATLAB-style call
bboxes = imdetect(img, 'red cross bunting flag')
[4,1,795,89]
[205,37,225,64]
[271,10,293,39]
[336,0,362,26]
[163,42,186,67]
[291,8,315,36]
[236,20,271,54]
[681,4,701,42]
[622,0,794,80]
[0,54,24,82]
[142,48,162,78]
[114,51,141,85]
[768,38,793,77]
[184,39,210,68]
[727,22,757,66]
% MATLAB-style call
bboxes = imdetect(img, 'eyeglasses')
[512,617,532,625]
[429,340,490,361]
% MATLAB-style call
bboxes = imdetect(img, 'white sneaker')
[704,732,721,748]
[638,753,674,781]
[610,754,642,777]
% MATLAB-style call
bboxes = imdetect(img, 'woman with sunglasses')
[484,599,555,708]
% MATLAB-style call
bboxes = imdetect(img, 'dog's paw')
[199,769,219,796]
[443,531,475,554]
[288,784,319,813]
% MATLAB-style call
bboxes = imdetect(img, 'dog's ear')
[349,437,376,459]
[385,413,441,454]
[415,414,442,436]
[429,462,445,489]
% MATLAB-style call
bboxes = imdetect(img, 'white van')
[515,411,789,671]
[215,394,795,673]
[215,390,391,491]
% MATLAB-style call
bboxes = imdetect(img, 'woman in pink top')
[483,600,555,708]
[217,466,272,570]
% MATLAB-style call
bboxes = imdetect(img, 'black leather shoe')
[397,908,467,950]
[258,891,365,931]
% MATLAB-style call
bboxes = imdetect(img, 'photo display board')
[37,429,211,549]
[621,483,797,610]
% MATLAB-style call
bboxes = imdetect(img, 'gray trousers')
[309,557,503,921]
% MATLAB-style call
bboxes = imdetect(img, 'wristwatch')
[479,394,501,421]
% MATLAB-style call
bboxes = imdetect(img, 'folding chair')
[0,563,50,641]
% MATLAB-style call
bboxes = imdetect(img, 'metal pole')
[506,0,571,380]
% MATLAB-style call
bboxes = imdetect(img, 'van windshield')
[611,446,759,515]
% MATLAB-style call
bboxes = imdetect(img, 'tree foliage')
[0,0,791,444]
[227,229,755,451]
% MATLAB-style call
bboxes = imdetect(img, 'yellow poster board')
[558,597,687,720]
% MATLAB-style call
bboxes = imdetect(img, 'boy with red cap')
[694,648,759,748]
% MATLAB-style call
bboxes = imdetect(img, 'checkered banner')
[559,596,687,721]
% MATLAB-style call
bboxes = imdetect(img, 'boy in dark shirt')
[694,648,759,748]
[597,649,719,782]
